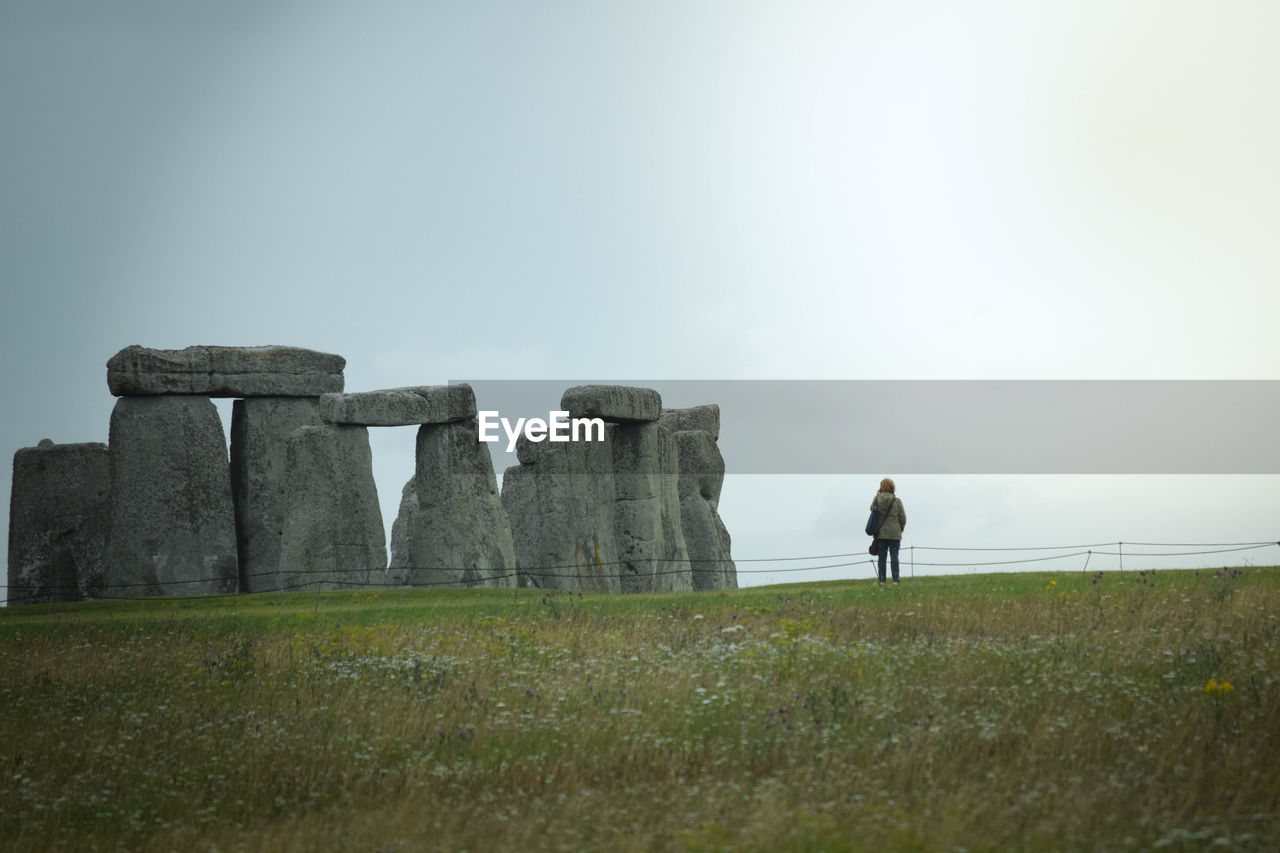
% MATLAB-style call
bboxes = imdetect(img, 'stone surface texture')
[411,418,516,588]
[319,384,476,426]
[387,477,416,584]
[500,392,738,594]
[8,441,110,604]
[658,404,721,440]
[107,345,344,397]
[560,384,661,423]
[104,397,238,596]
[610,421,693,593]
[279,425,386,590]
[230,397,322,591]
[671,428,736,590]
[502,431,621,592]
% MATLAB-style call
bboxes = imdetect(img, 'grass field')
[2,566,1278,852]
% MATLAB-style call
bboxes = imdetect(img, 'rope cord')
[3,540,1276,603]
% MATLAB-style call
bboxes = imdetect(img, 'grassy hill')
[3,567,1278,851]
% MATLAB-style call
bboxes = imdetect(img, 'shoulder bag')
[867,494,896,556]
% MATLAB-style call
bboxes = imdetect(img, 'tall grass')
[2,567,1277,851]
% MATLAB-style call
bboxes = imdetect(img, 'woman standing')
[870,478,907,586]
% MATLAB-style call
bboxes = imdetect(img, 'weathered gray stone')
[104,397,238,596]
[515,429,542,466]
[671,430,736,590]
[560,384,661,423]
[659,404,721,441]
[502,430,620,592]
[107,345,345,397]
[319,384,476,426]
[611,422,692,593]
[671,429,725,506]
[387,476,416,585]
[8,441,109,604]
[411,418,516,588]
[279,425,386,590]
[499,464,540,589]
[230,397,322,591]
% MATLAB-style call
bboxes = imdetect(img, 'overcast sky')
[3,1,1278,600]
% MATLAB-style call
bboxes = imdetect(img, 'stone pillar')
[669,428,736,590]
[386,477,416,586]
[660,405,736,590]
[412,418,516,588]
[104,397,238,596]
[502,430,620,592]
[279,425,386,591]
[230,398,322,591]
[560,385,692,593]
[610,422,692,593]
[7,440,110,604]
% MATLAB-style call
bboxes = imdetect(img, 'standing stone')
[230,397,322,591]
[499,464,540,589]
[671,429,736,590]
[8,440,110,604]
[104,397,238,596]
[658,404,721,440]
[387,476,416,585]
[611,422,692,593]
[502,430,620,592]
[279,425,386,590]
[107,345,344,397]
[412,418,516,588]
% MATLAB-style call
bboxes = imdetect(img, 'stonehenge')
[7,346,737,603]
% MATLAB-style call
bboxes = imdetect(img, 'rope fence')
[3,539,1277,606]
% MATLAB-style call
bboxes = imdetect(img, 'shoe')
[892,581,900,586]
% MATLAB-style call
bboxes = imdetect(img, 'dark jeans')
[876,539,901,582]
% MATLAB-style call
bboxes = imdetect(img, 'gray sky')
[4,1,1279,599]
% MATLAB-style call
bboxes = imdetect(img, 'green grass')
[2,566,1278,851]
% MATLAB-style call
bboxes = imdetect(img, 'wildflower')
[1203,679,1235,695]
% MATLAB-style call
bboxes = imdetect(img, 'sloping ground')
[2,567,1278,851]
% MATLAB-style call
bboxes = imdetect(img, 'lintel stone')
[560,385,661,423]
[107,345,345,397]
[319,384,476,426]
